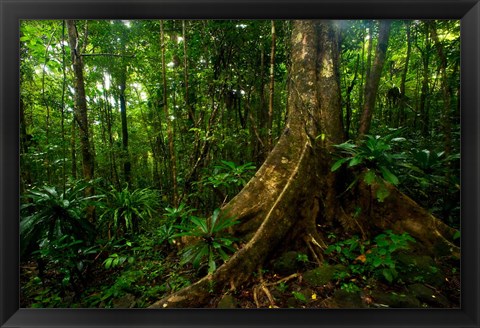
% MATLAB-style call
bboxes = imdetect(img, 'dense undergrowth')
[20,133,460,308]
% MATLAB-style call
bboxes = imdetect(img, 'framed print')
[1,0,479,327]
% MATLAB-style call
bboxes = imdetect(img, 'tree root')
[252,268,277,308]
[149,141,313,308]
[305,236,323,266]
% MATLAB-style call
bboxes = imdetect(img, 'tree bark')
[160,20,178,206]
[430,21,452,159]
[182,21,195,125]
[150,20,323,308]
[416,22,432,136]
[149,20,457,309]
[358,20,392,136]
[119,73,131,185]
[398,21,411,126]
[267,20,276,152]
[66,20,94,191]
[345,55,359,140]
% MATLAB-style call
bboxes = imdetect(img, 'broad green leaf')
[191,217,208,233]
[382,269,393,282]
[331,158,348,172]
[379,166,399,185]
[453,231,460,240]
[348,156,363,167]
[372,257,383,268]
[104,257,113,269]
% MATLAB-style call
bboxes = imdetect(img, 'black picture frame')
[1,0,479,327]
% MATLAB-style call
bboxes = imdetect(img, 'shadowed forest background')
[20,19,460,308]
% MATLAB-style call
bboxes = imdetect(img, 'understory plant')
[331,131,406,201]
[20,181,99,290]
[325,230,416,284]
[201,160,256,198]
[99,186,160,237]
[173,208,239,274]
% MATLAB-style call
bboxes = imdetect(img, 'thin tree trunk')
[70,118,77,180]
[357,25,366,117]
[364,21,374,88]
[119,75,131,185]
[66,20,94,192]
[267,20,276,151]
[182,21,195,125]
[398,21,411,126]
[345,54,359,139]
[416,22,431,136]
[42,28,56,184]
[61,20,67,192]
[359,20,392,136]
[257,41,267,163]
[430,21,454,221]
[19,97,32,194]
[430,21,452,158]
[160,20,178,207]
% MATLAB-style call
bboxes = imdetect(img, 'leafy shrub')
[20,182,98,259]
[325,231,416,283]
[400,148,460,226]
[331,131,406,201]
[103,252,135,269]
[201,160,256,198]
[173,208,238,274]
[163,202,195,226]
[99,186,160,237]
[20,181,100,291]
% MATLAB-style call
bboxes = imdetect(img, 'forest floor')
[20,237,461,309]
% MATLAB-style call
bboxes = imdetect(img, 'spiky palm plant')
[99,186,160,237]
[20,181,98,259]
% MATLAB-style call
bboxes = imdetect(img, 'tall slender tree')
[359,20,392,136]
[66,20,94,193]
[160,20,178,206]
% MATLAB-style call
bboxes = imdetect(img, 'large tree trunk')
[150,20,457,309]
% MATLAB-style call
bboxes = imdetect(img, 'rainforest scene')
[20,19,460,308]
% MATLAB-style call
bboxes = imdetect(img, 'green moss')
[303,264,337,287]
[217,294,237,308]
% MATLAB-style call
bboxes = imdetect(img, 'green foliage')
[31,287,63,308]
[276,281,288,293]
[99,186,160,237]
[20,181,98,259]
[331,131,406,201]
[296,253,309,263]
[291,291,307,303]
[325,231,416,284]
[103,253,135,269]
[201,160,256,197]
[340,282,362,293]
[18,19,461,308]
[173,209,238,273]
[155,221,177,245]
[163,203,195,226]
[402,148,459,188]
